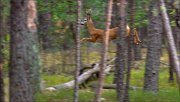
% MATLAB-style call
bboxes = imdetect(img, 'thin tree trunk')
[173,27,180,51]
[74,0,82,102]
[38,0,52,50]
[123,0,134,101]
[0,0,5,100]
[168,50,174,83]
[116,0,127,101]
[158,0,180,86]
[94,1,113,102]
[134,28,142,60]
[112,0,119,84]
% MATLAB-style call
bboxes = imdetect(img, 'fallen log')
[89,84,141,90]
[45,58,115,91]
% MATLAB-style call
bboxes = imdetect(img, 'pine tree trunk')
[94,1,113,102]
[123,0,134,101]
[144,0,162,92]
[38,0,52,50]
[112,0,119,84]
[173,27,180,51]
[9,0,34,101]
[26,0,41,94]
[134,28,142,60]
[158,0,180,86]
[74,0,82,102]
[0,0,5,101]
[116,0,127,101]
[168,50,174,83]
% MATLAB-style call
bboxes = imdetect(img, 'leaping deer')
[80,11,141,44]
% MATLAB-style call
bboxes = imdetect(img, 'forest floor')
[36,48,180,102]
[36,68,179,102]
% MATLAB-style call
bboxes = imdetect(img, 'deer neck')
[86,17,96,34]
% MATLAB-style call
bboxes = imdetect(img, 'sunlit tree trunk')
[158,0,180,86]
[116,0,127,101]
[144,0,162,92]
[74,0,82,102]
[94,0,113,102]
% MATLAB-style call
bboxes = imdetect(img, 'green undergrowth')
[42,74,73,87]
[36,88,180,102]
[36,48,180,102]
[37,67,180,102]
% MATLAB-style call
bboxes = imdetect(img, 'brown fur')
[81,15,141,44]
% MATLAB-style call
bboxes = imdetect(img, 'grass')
[36,48,180,102]
[36,67,180,102]
[36,88,180,102]
[42,74,73,87]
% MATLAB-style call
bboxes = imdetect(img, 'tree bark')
[74,0,82,102]
[168,50,174,83]
[9,0,34,102]
[112,0,118,84]
[123,0,135,101]
[38,0,52,50]
[158,0,180,86]
[116,0,127,101]
[0,0,5,101]
[94,1,113,102]
[26,0,41,94]
[134,28,142,60]
[173,27,180,51]
[144,0,162,92]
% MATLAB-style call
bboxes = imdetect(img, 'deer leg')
[133,29,141,44]
[80,35,98,43]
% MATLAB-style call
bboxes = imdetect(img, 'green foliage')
[83,0,106,29]
[37,0,76,22]
[133,0,150,27]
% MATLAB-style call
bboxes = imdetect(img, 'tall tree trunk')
[74,0,82,102]
[94,1,113,102]
[111,0,119,28]
[173,27,180,51]
[144,0,162,92]
[158,0,180,86]
[116,0,127,101]
[38,0,52,50]
[0,0,5,101]
[134,28,142,60]
[168,50,174,83]
[123,0,135,101]
[26,0,41,94]
[112,0,119,84]
[9,0,34,101]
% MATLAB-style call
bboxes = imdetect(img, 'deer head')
[80,9,92,25]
